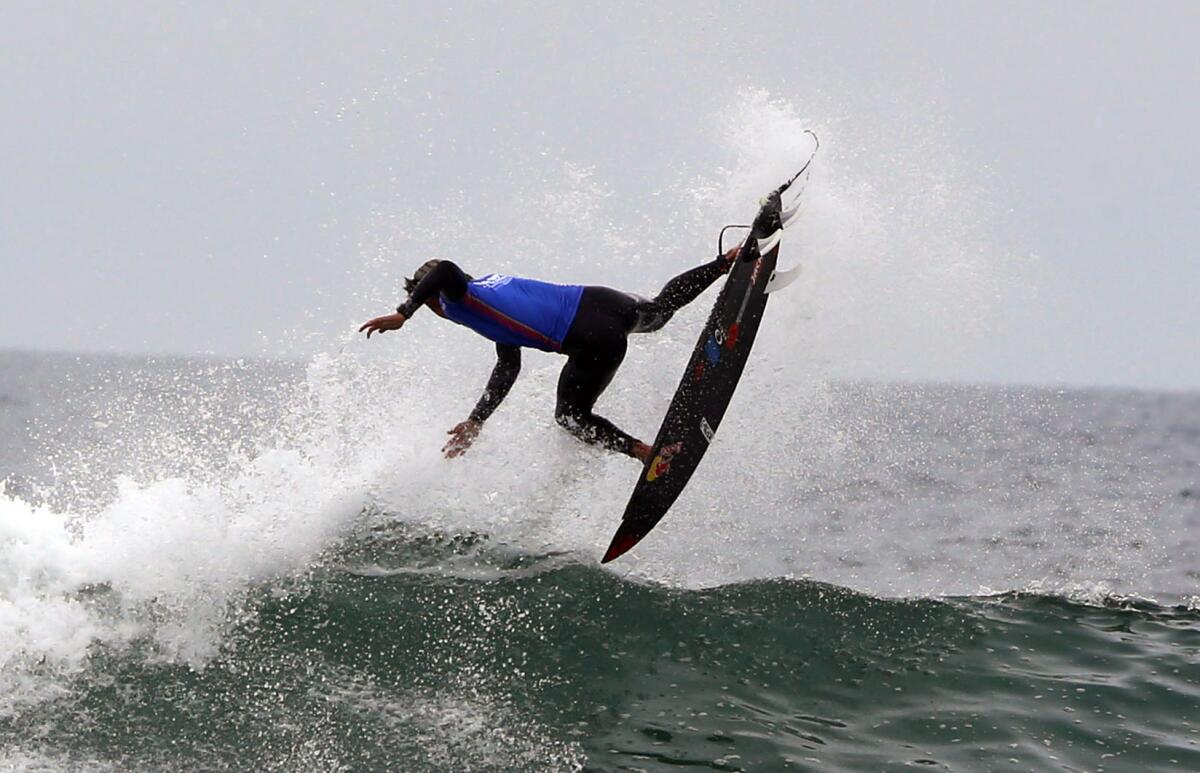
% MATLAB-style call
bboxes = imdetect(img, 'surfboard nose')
[601,527,643,563]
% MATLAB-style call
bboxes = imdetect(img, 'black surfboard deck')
[601,191,787,563]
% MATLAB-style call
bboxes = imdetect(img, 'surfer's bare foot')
[720,245,741,272]
[631,441,652,463]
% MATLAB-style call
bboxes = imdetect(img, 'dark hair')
[404,259,442,294]
[403,259,474,296]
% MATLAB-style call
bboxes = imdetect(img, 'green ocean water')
[3,525,1198,772]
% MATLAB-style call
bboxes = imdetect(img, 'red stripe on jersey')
[461,294,562,351]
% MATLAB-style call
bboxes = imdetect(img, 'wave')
[3,532,1197,771]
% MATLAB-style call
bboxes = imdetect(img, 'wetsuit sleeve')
[468,344,522,424]
[396,260,470,317]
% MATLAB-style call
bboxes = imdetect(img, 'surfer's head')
[404,259,442,295]
[404,259,447,317]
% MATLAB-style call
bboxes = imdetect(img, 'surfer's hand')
[359,312,407,338]
[443,420,481,458]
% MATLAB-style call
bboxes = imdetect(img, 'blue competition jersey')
[440,274,584,352]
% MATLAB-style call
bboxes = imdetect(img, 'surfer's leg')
[628,257,730,333]
[554,340,640,456]
[653,257,729,313]
[564,287,641,345]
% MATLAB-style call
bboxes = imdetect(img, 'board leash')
[715,130,820,257]
[775,130,820,197]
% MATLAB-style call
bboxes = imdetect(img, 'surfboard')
[601,139,818,563]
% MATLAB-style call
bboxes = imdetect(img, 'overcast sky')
[2,2,1197,390]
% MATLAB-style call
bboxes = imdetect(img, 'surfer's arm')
[443,344,521,458]
[364,261,471,338]
[469,344,522,423]
[397,260,470,317]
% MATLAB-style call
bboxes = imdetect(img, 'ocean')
[1,349,1196,771]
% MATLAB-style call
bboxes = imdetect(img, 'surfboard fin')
[765,263,803,294]
[757,228,783,256]
[781,201,803,228]
[763,180,810,293]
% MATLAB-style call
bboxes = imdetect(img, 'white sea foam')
[0,423,367,711]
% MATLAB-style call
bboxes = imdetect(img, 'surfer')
[359,250,741,462]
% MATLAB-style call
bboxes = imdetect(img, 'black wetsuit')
[398,258,729,456]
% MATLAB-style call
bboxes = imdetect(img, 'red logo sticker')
[645,442,683,482]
